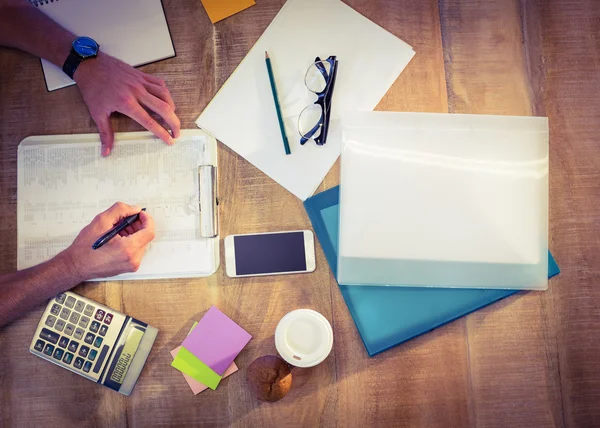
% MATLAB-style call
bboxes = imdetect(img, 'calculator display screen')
[103,325,144,391]
[234,232,307,275]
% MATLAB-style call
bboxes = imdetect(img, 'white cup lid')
[275,309,333,368]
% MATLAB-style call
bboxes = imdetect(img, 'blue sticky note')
[304,186,560,357]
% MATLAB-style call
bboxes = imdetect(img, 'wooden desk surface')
[1,1,599,427]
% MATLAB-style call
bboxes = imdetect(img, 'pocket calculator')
[29,291,158,396]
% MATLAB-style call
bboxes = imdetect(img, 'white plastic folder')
[196,0,415,200]
[338,112,549,290]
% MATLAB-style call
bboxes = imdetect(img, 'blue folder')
[304,186,560,356]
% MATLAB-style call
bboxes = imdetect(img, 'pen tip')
[141,208,146,211]
[265,51,269,59]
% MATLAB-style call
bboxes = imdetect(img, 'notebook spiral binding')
[28,0,58,6]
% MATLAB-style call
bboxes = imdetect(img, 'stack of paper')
[196,0,415,200]
[171,307,252,393]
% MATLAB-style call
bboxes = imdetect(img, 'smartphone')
[225,230,316,277]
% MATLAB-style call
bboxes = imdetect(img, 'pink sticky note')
[170,346,238,394]
[181,306,252,375]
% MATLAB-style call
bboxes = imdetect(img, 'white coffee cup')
[275,309,333,368]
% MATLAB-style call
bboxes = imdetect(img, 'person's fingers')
[100,202,142,225]
[144,81,176,111]
[119,210,155,249]
[130,219,143,233]
[93,113,114,157]
[142,73,167,88]
[140,93,181,139]
[124,225,135,235]
[118,230,128,237]
[121,101,174,145]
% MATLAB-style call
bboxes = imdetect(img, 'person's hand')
[62,202,156,281]
[73,52,181,157]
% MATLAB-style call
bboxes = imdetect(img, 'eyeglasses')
[298,56,338,146]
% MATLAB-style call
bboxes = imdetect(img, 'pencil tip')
[265,51,269,59]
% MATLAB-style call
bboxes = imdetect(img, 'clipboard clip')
[198,165,218,238]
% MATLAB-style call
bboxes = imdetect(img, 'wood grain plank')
[439,0,564,426]
[522,1,600,426]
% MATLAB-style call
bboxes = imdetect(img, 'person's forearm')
[0,251,83,328]
[0,0,74,67]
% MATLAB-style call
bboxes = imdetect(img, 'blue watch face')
[72,37,99,58]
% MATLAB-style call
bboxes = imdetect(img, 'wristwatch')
[62,36,100,79]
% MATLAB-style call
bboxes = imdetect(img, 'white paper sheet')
[338,112,549,290]
[196,0,415,200]
[37,0,175,91]
[17,132,218,280]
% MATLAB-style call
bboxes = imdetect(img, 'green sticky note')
[171,347,222,390]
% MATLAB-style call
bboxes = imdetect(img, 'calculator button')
[58,336,70,348]
[53,348,64,360]
[74,357,84,370]
[79,316,90,328]
[39,328,59,344]
[43,343,55,356]
[55,293,66,304]
[84,304,95,317]
[90,321,100,333]
[83,361,92,373]
[63,352,74,365]
[88,349,98,361]
[93,345,110,373]
[64,323,75,336]
[50,304,61,316]
[84,333,95,345]
[104,313,113,325]
[69,312,80,324]
[67,340,79,353]
[34,339,45,352]
[65,296,76,308]
[74,300,86,313]
[95,309,105,321]
[74,328,84,340]
[59,307,71,320]
[79,345,90,358]
[45,315,57,328]
[93,337,103,348]
[99,325,108,337]
[55,319,65,332]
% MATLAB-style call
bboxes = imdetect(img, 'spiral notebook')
[304,186,560,356]
[30,0,175,91]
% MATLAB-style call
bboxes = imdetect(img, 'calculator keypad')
[33,292,123,379]
[45,315,57,328]
[69,312,80,324]
[58,337,69,348]
[79,316,90,329]
[74,300,86,313]
[65,296,76,308]
[68,340,79,353]
[74,328,84,340]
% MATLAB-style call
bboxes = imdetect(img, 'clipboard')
[17,130,219,280]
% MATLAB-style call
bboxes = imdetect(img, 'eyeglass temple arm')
[315,61,338,146]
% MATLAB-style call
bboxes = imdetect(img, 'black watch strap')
[62,49,83,79]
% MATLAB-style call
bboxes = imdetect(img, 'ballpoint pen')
[92,208,146,250]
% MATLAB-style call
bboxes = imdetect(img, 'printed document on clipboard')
[17,130,219,280]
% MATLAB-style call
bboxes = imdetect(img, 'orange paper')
[200,0,255,23]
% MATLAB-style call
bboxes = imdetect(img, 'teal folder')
[304,186,560,356]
